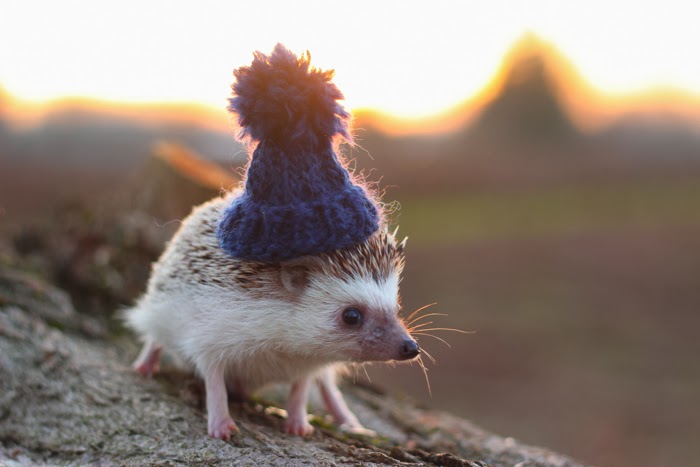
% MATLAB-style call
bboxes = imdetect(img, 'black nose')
[398,339,420,360]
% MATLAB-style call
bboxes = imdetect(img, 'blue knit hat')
[217,44,380,262]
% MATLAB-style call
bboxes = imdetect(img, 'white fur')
[126,195,403,393]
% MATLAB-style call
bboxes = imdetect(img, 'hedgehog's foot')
[132,338,162,378]
[208,414,239,440]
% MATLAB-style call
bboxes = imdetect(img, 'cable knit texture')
[218,44,380,262]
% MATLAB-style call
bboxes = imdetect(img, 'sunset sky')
[2,0,699,121]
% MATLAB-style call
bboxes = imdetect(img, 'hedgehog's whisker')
[407,321,434,332]
[407,312,448,327]
[413,331,452,348]
[413,327,474,334]
[416,355,432,397]
[419,346,437,364]
[404,302,438,324]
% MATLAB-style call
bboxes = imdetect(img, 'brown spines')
[318,230,405,283]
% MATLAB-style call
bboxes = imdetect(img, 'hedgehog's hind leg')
[133,337,162,378]
[317,366,375,436]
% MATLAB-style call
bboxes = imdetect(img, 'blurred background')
[2,1,699,466]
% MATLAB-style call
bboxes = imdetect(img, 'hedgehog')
[126,44,421,439]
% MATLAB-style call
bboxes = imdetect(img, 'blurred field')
[367,183,700,467]
[397,181,700,243]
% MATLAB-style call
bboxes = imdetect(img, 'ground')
[0,267,584,466]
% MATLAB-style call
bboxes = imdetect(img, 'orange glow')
[3,93,231,134]
[562,86,700,133]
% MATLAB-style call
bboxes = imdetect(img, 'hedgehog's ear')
[280,264,310,294]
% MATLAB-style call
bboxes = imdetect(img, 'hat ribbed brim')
[218,186,379,262]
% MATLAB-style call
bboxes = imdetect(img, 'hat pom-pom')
[228,43,351,146]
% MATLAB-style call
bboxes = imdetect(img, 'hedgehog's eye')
[342,307,363,326]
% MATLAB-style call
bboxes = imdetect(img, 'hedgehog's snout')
[398,339,420,360]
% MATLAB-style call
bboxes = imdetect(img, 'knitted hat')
[217,44,380,262]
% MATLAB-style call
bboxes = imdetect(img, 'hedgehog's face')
[293,269,419,363]
[327,274,419,363]
[281,230,418,363]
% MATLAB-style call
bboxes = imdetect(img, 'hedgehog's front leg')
[204,363,239,439]
[285,376,314,436]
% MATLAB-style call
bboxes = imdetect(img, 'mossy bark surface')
[0,268,584,467]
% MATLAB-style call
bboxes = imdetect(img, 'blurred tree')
[468,35,577,146]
